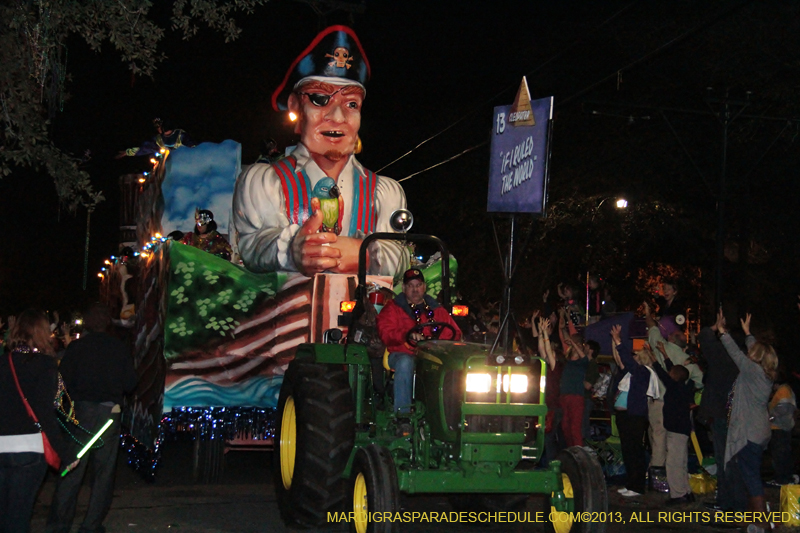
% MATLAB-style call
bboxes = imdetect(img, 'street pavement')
[28,440,785,532]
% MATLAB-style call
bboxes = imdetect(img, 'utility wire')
[377,1,638,175]
[560,0,753,107]
[397,142,487,182]
[395,0,751,183]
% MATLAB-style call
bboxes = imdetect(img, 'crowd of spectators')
[502,277,794,533]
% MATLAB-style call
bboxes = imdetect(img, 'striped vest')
[272,156,378,235]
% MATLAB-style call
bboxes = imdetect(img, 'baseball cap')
[403,268,425,284]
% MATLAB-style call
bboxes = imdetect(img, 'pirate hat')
[271,25,371,111]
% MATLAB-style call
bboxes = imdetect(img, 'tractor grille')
[464,414,527,434]
[462,364,542,441]
[443,371,463,431]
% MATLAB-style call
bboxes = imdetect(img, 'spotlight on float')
[288,112,298,122]
[389,209,414,233]
[616,198,628,209]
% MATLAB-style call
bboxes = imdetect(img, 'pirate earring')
[354,136,362,154]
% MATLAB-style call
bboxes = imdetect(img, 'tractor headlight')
[465,373,492,393]
[502,374,528,394]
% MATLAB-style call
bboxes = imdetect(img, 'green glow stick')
[61,418,114,476]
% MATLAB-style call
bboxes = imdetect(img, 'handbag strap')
[8,352,42,426]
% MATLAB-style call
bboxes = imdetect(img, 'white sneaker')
[620,489,642,497]
[617,487,628,494]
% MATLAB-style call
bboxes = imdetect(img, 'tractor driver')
[376,268,462,436]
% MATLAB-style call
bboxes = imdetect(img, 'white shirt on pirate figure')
[232,142,410,278]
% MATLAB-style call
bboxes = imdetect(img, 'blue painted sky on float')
[161,140,241,236]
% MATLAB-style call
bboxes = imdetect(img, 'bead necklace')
[56,374,105,449]
[410,301,441,336]
[12,345,39,354]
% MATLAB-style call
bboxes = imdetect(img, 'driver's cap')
[403,268,425,285]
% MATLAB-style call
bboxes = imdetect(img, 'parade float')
[104,133,455,482]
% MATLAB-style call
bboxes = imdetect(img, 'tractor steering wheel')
[405,321,457,348]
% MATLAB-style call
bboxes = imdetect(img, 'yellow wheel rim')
[279,396,296,490]
[353,472,368,533]
[550,473,574,533]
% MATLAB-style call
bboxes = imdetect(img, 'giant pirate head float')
[273,26,370,159]
[231,25,409,278]
[271,25,370,112]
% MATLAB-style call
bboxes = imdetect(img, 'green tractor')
[273,218,607,533]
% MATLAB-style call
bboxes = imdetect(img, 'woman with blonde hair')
[715,310,776,533]
[0,309,75,532]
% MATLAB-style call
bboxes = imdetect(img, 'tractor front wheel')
[545,446,608,533]
[273,360,355,527]
[349,445,400,533]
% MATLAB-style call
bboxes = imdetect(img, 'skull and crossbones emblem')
[326,47,353,69]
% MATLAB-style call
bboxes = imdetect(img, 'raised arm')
[644,302,657,330]
[650,359,673,388]
[565,335,587,359]
[539,318,556,371]
[612,342,624,370]
[716,309,752,369]
[557,307,569,346]
[740,313,757,351]
[611,324,636,369]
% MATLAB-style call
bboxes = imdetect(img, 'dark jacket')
[614,343,650,417]
[655,296,686,319]
[652,360,695,436]
[59,331,137,405]
[697,327,739,421]
[0,349,70,460]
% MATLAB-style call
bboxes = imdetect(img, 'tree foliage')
[0,0,267,211]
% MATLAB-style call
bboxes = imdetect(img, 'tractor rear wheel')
[349,445,400,533]
[545,446,608,533]
[273,360,355,527]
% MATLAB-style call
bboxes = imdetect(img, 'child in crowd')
[558,282,585,328]
[649,342,696,504]
[766,371,797,486]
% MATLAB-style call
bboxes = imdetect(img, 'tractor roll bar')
[357,233,451,309]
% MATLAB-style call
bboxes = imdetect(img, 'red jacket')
[377,294,461,355]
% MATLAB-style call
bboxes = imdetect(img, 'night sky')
[2,1,800,329]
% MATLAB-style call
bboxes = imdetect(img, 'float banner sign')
[487,96,553,214]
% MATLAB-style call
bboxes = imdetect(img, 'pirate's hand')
[328,236,363,274]
[291,210,341,276]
